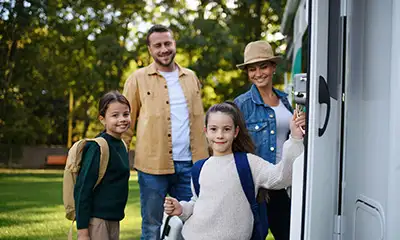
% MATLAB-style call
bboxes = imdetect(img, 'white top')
[271,99,293,163]
[179,137,304,240]
[159,70,191,161]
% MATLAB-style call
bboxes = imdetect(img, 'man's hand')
[164,197,183,216]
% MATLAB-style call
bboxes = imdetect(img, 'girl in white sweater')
[164,102,305,240]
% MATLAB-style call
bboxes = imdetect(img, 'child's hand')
[77,229,90,240]
[290,110,306,139]
[164,197,182,216]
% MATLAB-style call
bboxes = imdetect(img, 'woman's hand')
[290,110,306,139]
[164,197,183,216]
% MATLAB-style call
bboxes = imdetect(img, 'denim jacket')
[234,85,293,164]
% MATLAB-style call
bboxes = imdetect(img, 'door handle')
[318,76,331,136]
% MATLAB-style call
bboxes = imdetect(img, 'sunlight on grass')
[0,169,275,240]
[0,170,141,240]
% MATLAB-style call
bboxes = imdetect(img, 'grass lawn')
[0,169,275,240]
[0,169,141,240]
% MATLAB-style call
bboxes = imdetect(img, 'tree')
[0,0,287,146]
[147,0,287,108]
[0,0,148,144]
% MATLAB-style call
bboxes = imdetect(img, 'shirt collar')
[146,62,188,77]
[250,84,288,105]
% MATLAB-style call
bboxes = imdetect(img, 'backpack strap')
[68,220,74,240]
[234,152,263,240]
[86,137,110,188]
[121,138,128,151]
[191,158,209,197]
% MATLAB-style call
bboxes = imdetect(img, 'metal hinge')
[333,215,342,240]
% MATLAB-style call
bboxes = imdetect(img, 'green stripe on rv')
[291,47,302,79]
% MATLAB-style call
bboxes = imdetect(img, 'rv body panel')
[342,0,400,239]
[283,0,400,239]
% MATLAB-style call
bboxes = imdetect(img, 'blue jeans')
[138,161,193,240]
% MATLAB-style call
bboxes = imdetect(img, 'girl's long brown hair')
[205,101,255,154]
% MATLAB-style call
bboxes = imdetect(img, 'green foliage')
[0,0,287,146]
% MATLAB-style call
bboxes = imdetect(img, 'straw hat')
[236,40,282,69]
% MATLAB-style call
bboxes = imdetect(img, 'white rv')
[281,0,400,239]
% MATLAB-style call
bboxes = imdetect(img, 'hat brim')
[236,56,282,69]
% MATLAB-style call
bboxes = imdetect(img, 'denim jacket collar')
[250,84,289,106]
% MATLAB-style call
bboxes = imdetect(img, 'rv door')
[300,0,344,239]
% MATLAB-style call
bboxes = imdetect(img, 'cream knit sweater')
[179,136,304,240]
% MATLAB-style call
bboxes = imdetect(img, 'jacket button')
[167,117,171,120]
[168,134,171,137]
[255,125,259,130]
[270,130,275,134]
[169,150,172,154]
[166,101,169,104]
[269,114,274,118]
[270,147,275,151]
[165,85,167,88]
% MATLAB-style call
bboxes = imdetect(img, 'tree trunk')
[82,100,90,138]
[255,0,262,38]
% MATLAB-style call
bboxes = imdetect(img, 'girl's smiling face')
[205,111,239,156]
[100,101,131,139]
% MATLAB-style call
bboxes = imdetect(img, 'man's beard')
[154,52,176,67]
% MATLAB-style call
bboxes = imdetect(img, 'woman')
[234,40,294,240]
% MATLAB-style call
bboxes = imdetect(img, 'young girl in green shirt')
[74,91,131,240]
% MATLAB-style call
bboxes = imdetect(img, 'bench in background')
[45,155,67,168]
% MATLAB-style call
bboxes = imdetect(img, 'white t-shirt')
[159,70,192,161]
[271,100,293,163]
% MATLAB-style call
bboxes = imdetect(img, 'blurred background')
[0,1,292,239]
[0,0,291,166]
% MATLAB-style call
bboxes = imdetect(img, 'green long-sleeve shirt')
[74,132,130,229]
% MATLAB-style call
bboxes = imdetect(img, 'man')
[234,40,293,240]
[122,24,209,240]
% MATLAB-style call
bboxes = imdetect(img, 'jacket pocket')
[246,121,269,146]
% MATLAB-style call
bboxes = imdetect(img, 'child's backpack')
[62,137,110,221]
[191,152,269,240]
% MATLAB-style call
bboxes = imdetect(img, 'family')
[73,24,306,240]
